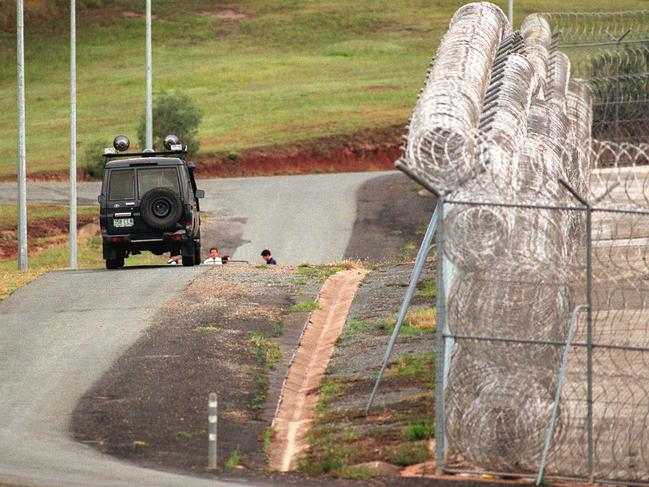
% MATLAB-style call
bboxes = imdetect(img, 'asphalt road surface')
[0,171,394,265]
[0,171,401,487]
[0,267,263,487]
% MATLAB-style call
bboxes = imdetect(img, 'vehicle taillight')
[111,236,124,243]
[170,234,183,241]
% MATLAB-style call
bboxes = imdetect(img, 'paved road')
[0,171,394,265]
[0,172,396,487]
[0,267,266,487]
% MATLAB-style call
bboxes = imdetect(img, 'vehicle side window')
[137,168,180,197]
[108,169,135,200]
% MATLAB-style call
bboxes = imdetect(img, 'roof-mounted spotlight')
[164,134,182,151]
[113,135,130,152]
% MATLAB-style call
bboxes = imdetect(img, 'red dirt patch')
[2,125,403,183]
[0,216,96,260]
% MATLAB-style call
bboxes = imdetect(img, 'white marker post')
[145,0,153,150]
[208,392,218,470]
[16,0,27,271]
[69,0,78,269]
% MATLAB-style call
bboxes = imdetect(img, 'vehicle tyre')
[140,187,183,230]
[106,257,124,269]
[182,254,195,266]
[194,240,201,263]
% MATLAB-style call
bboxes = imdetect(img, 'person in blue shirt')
[261,249,277,265]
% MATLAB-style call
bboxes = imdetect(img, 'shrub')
[83,138,109,178]
[137,91,203,155]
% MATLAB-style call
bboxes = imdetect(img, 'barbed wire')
[396,1,649,482]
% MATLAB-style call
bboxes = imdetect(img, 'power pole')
[70,0,78,269]
[17,0,27,270]
[508,0,513,26]
[145,0,153,150]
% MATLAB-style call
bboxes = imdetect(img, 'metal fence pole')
[16,0,27,271]
[208,392,218,470]
[536,304,588,485]
[145,0,153,150]
[508,0,513,26]
[365,203,440,414]
[586,203,594,480]
[69,0,77,269]
[434,194,446,475]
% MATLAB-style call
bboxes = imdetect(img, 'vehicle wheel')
[140,187,183,230]
[106,257,124,269]
[182,254,195,266]
[194,241,201,263]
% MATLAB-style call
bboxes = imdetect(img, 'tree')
[137,91,203,155]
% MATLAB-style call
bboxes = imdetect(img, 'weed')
[249,333,282,369]
[194,326,218,334]
[287,300,319,313]
[255,264,268,270]
[296,261,360,281]
[399,242,417,261]
[316,376,352,415]
[271,323,283,337]
[225,449,241,469]
[387,441,430,466]
[337,466,376,479]
[176,431,192,439]
[402,422,435,441]
[416,278,436,298]
[388,352,435,387]
[262,427,275,453]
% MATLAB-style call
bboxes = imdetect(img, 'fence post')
[434,194,447,475]
[208,392,218,470]
[586,203,594,481]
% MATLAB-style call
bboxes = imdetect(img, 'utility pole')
[17,0,27,270]
[145,0,153,150]
[508,0,513,26]
[70,0,78,269]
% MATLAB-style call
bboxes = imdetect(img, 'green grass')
[225,449,242,470]
[0,204,96,228]
[176,430,192,439]
[402,421,435,441]
[194,325,218,334]
[4,0,640,178]
[249,332,282,369]
[387,352,435,387]
[416,278,435,298]
[287,300,319,313]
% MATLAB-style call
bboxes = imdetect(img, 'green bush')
[83,139,109,178]
[137,91,203,155]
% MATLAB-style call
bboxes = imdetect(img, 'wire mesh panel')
[393,2,649,483]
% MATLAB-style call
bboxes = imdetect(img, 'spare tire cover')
[140,187,183,230]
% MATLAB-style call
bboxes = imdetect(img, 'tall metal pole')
[69,0,78,269]
[434,194,447,475]
[145,0,153,150]
[508,0,513,26]
[586,204,594,480]
[16,0,27,271]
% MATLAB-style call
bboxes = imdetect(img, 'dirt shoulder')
[72,264,323,478]
[9,125,402,183]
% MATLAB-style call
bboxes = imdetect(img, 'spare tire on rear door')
[140,187,183,230]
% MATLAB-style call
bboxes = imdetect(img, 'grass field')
[0,0,646,178]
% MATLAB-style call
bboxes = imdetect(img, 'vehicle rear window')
[137,167,180,196]
[108,170,135,200]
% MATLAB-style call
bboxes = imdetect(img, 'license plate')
[113,218,134,228]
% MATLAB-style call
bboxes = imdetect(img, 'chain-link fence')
[391,2,649,483]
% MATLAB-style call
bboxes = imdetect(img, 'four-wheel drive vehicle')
[98,136,204,269]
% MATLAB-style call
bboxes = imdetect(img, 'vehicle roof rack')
[104,149,188,160]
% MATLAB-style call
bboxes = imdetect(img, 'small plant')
[225,449,241,469]
[176,431,192,439]
[194,325,218,333]
[402,422,435,441]
[287,300,319,313]
[387,441,430,466]
[271,323,283,337]
[249,333,282,369]
[417,279,436,298]
[262,427,275,453]
[251,373,268,411]
[388,352,435,388]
